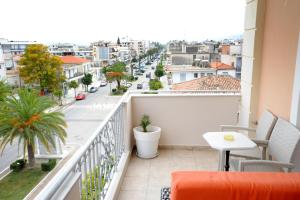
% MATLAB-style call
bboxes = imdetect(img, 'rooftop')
[172,75,241,91]
[59,56,90,64]
[210,62,234,70]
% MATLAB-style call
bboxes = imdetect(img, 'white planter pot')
[133,126,161,159]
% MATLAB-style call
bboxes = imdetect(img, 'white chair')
[234,118,300,172]
[220,110,277,160]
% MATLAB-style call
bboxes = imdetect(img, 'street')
[0,83,121,172]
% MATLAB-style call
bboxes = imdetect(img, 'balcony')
[35,91,240,199]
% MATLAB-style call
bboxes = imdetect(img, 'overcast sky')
[0,0,245,45]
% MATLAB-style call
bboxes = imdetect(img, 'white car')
[100,80,107,87]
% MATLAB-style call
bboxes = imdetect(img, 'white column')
[290,33,300,129]
[239,0,266,133]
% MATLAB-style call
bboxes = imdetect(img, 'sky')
[0,0,245,45]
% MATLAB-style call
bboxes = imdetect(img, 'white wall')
[220,54,235,66]
[172,70,217,84]
[131,94,240,146]
[217,70,236,77]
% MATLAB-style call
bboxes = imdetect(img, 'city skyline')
[0,0,245,45]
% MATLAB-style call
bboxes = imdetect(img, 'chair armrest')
[238,160,294,172]
[251,139,269,147]
[220,125,256,132]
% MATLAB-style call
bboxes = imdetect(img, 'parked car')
[146,72,151,78]
[100,80,107,87]
[137,84,143,89]
[75,93,86,100]
[135,72,143,76]
[89,87,97,93]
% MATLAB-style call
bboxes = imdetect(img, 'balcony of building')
[34,91,240,200]
[33,0,300,199]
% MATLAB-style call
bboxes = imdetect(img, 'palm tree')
[0,80,11,102]
[0,89,67,168]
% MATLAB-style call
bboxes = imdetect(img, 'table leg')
[225,150,230,171]
[218,150,225,171]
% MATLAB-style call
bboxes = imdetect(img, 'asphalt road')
[0,83,121,172]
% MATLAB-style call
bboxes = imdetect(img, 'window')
[201,73,205,77]
[207,73,214,76]
[194,73,198,78]
[180,73,186,82]
[222,72,229,75]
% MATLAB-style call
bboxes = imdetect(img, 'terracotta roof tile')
[210,62,234,70]
[172,75,240,91]
[60,56,90,64]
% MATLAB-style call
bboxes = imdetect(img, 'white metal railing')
[35,98,126,200]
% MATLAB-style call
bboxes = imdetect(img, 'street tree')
[0,89,67,168]
[155,62,165,80]
[155,68,164,80]
[69,80,79,97]
[82,73,93,91]
[19,44,65,95]
[103,62,126,89]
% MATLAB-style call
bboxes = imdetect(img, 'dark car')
[89,87,97,93]
[75,93,86,100]
[146,72,151,78]
[137,84,143,89]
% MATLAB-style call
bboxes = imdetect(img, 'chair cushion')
[171,171,300,200]
[230,147,262,159]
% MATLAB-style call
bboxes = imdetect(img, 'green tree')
[103,62,126,89]
[0,89,67,167]
[131,57,137,63]
[149,79,163,90]
[82,73,93,91]
[53,88,63,106]
[19,44,65,95]
[0,80,11,102]
[155,68,164,80]
[69,80,79,97]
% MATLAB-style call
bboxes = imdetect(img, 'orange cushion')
[171,171,300,200]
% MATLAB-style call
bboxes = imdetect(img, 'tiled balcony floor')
[118,148,219,200]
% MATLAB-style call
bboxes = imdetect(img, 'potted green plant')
[133,115,161,158]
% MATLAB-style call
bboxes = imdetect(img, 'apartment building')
[60,56,92,84]
[0,46,5,80]
[210,61,236,77]
[220,43,242,79]
[49,43,93,59]
[0,38,36,70]
[166,65,216,84]
[92,41,118,65]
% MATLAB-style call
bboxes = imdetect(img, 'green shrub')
[134,77,138,81]
[41,159,56,171]
[111,88,117,93]
[127,75,135,81]
[119,85,128,93]
[149,79,163,90]
[10,159,26,172]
